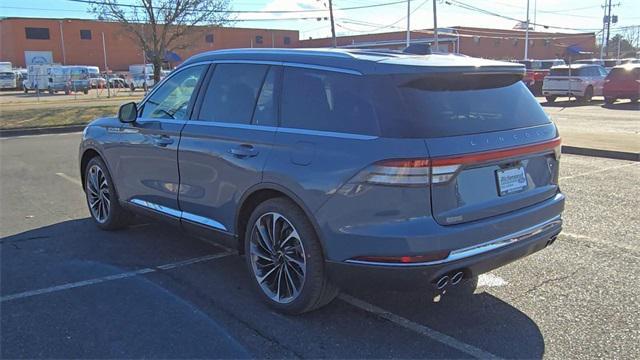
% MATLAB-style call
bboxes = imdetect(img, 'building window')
[205,34,214,43]
[80,30,92,40]
[255,35,263,44]
[284,36,291,45]
[25,27,50,40]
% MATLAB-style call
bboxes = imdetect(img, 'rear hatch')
[605,67,640,93]
[386,71,560,226]
[543,67,585,90]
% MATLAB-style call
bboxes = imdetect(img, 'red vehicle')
[517,59,566,95]
[603,64,640,104]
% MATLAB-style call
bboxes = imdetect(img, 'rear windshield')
[549,67,593,76]
[387,74,550,138]
[607,67,640,80]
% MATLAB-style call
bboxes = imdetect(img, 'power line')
[64,0,411,14]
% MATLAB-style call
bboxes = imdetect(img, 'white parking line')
[478,273,508,288]
[55,172,82,186]
[559,162,638,181]
[339,294,501,359]
[0,253,232,302]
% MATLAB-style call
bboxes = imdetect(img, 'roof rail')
[209,48,356,59]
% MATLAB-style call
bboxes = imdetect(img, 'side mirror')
[118,102,137,123]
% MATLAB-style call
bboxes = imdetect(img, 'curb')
[561,146,639,162]
[0,125,86,138]
[1,126,638,162]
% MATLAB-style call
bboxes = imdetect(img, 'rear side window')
[390,74,550,138]
[280,67,379,135]
[199,64,268,124]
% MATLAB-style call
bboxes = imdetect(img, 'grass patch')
[0,104,119,129]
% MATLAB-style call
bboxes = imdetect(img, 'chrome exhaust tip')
[450,271,464,285]
[436,276,449,290]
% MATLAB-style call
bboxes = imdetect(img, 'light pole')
[58,21,66,65]
[524,0,530,60]
[406,0,411,47]
[433,0,438,50]
[102,32,110,98]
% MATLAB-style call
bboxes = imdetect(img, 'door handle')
[151,135,174,147]
[230,144,258,158]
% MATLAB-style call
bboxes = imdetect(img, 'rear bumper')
[326,215,562,291]
[603,89,640,99]
[542,89,585,96]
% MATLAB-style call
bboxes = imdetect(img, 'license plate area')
[496,166,528,196]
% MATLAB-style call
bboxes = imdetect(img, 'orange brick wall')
[0,18,299,71]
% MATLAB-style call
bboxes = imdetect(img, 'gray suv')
[79,49,564,314]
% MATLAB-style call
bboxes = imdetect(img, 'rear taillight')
[361,138,561,186]
[351,250,450,264]
[364,159,430,186]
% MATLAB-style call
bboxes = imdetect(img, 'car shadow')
[2,219,545,359]
[601,101,640,110]
[540,98,605,108]
[343,286,545,359]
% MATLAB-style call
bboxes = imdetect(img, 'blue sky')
[1,0,639,41]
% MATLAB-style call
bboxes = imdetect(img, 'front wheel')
[580,86,594,102]
[604,97,616,104]
[545,96,556,103]
[84,157,130,230]
[245,198,338,314]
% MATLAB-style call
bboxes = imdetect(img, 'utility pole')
[533,0,537,31]
[600,0,607,59]
[433,0,438,50]
[58,21,66,65]
[605,0,613,58]
[406,0,410,47]
[328,0,337,47]
[524,0,530,60]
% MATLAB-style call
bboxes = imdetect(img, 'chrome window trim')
[184,120,378,140]
[129,198,228,231]
[203,48,356,59]
[207,59,362,75]
[345,215,562,267]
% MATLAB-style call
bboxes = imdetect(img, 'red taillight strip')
[431,137,561,166]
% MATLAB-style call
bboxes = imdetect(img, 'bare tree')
[92,0,232,81]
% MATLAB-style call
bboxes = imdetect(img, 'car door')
[178,63,280,236]
[594,66,608,95]
[110,64,207,220]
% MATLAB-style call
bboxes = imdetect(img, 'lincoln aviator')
[79,48,565,314]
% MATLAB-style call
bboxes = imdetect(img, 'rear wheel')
[245,198,338,314]
[580,86,593,102]
[631,97,639,103]
[83,88,89,94]
[84,157,130,230]
[604,97,616,104]
[545,96,556,103]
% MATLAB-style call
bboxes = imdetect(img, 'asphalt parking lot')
[1,132,639,359]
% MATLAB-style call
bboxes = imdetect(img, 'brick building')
[0,17,597,71]
[300,26,597,60]
[0,17,299,70]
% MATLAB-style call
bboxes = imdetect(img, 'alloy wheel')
[249,212,307,304]
[86,164,111,223]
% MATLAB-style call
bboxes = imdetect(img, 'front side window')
[280,67,379,135]
[198,64,269,124]
[141,65,205,120]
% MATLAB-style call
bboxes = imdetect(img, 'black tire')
[130,84,135,91]
[48,87,54,95]
[83,88,89,95]
[244,197,338,314]
[631,97,639,103]
[23,87,28,94]
[604,97,616,104]
[84,156,130,230]
[582,86,593,102]
[545,96,556,103]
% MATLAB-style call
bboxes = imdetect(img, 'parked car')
[47,66,90,95]
[517,59,565,94]
[108,76,127,88]
[79,49,564,314]
[542,64,608,102]
[127,73,154,91]
[603,64,640,104]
